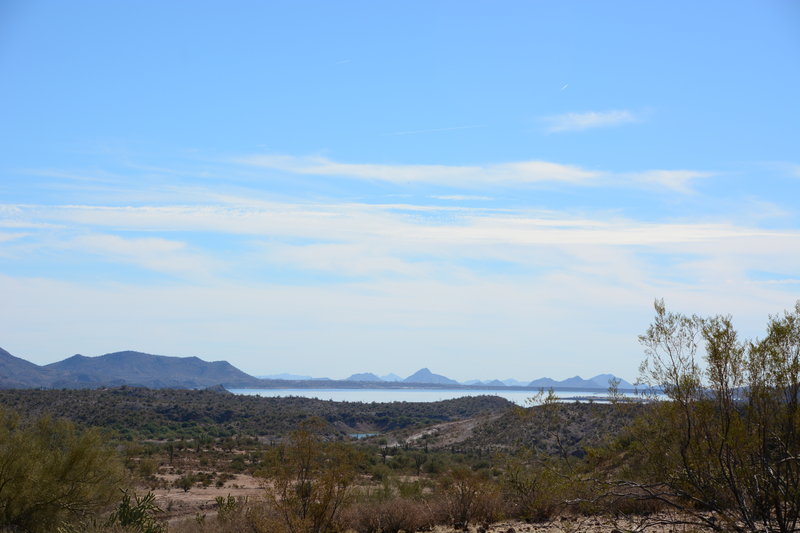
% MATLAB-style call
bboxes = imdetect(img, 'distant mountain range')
[344,367,633,389]
[527,374,635,389]
[0,346,635,390]
[0,347,262,389]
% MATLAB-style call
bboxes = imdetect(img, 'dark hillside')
[462,402,644,457]
[0,347,56,388]
[44,350,264,388]
[0,387,514,440]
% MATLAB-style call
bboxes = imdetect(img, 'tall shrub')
[634,300,800,532]
[0,409,124,532]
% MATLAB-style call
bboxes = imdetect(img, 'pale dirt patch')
[151,473,264,522]
[425,514,703,532]
[399,413,504,448]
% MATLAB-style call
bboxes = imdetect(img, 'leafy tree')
[633,300,800,532]
[0,408,124,532]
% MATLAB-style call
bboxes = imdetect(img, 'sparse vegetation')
[2,301,799,532]
[0,388,512,441]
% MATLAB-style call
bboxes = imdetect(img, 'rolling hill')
[0,347,263,389]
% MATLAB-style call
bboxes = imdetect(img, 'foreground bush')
[258,420,363,533]
[340,498,436,533]
[106,490,165,533]
[632,300,800,532]
[438,467,503,529]
[0,408,124,532]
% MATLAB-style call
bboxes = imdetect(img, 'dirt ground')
[154,478,700,532]
[151,473,700,532]
[395,413,504,449]
[152,473,264,522]
[427,518,701,532]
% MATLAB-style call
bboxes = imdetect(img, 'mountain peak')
[0,346,54,387]
[403,368,458,385]
[43,349,262,389]
[590,374,634,389]
[345,372,382,382]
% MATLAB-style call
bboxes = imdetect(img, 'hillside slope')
[44,351,264,388]
[0,347,56,388]
[0,347,264,389]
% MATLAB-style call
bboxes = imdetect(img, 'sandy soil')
[426,515,704,532]
[397,413,504,448]
[156,483,697,533]
[151,473,699,532]
[151,473,264,522]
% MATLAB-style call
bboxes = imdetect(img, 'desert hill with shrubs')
[0,347,264,389]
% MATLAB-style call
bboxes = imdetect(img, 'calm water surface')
[228,388,644,405]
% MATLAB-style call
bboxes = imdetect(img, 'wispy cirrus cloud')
[630,169,714,194]
[11,201,799,251]
[237,153,711,193]
[67,234,222,279]
[5,196,800,378]
[543,109,640,133]
[0,231,29,243]
[236,155,601,186]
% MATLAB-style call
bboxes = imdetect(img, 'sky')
[1,1,799,382]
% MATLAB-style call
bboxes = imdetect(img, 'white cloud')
[68,234,221,279]
[236,153,714,194]
[4,196,800,380]
[544,109,639,133]
[12,202,800,251]
[7,202,800,292]
[631,170,714,194]
[263,242,431,278]
[1,253,796,381]
[0,232,29,243]
[236,155,601,186]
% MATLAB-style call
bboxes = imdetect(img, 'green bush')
[106,489,165,533]
[0,408,125,532]
[633,300,800,532]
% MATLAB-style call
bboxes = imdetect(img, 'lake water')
[228,388,646,406]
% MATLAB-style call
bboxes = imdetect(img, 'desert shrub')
[175,474,194,492]
[169,499,284,533]
[0,408,125,532]
[215,494,254,524]
[369,463,392,482]
[631,300,800,532]
[258,419,363,533]
[341,498,435,533]
[438,467,503,529]
[106,490,165,533]
[422,457,444,474]
[137,457,159,479]
[500,453,568,522]
[396,479,423,500]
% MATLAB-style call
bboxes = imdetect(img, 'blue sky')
[1,0,799,381]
